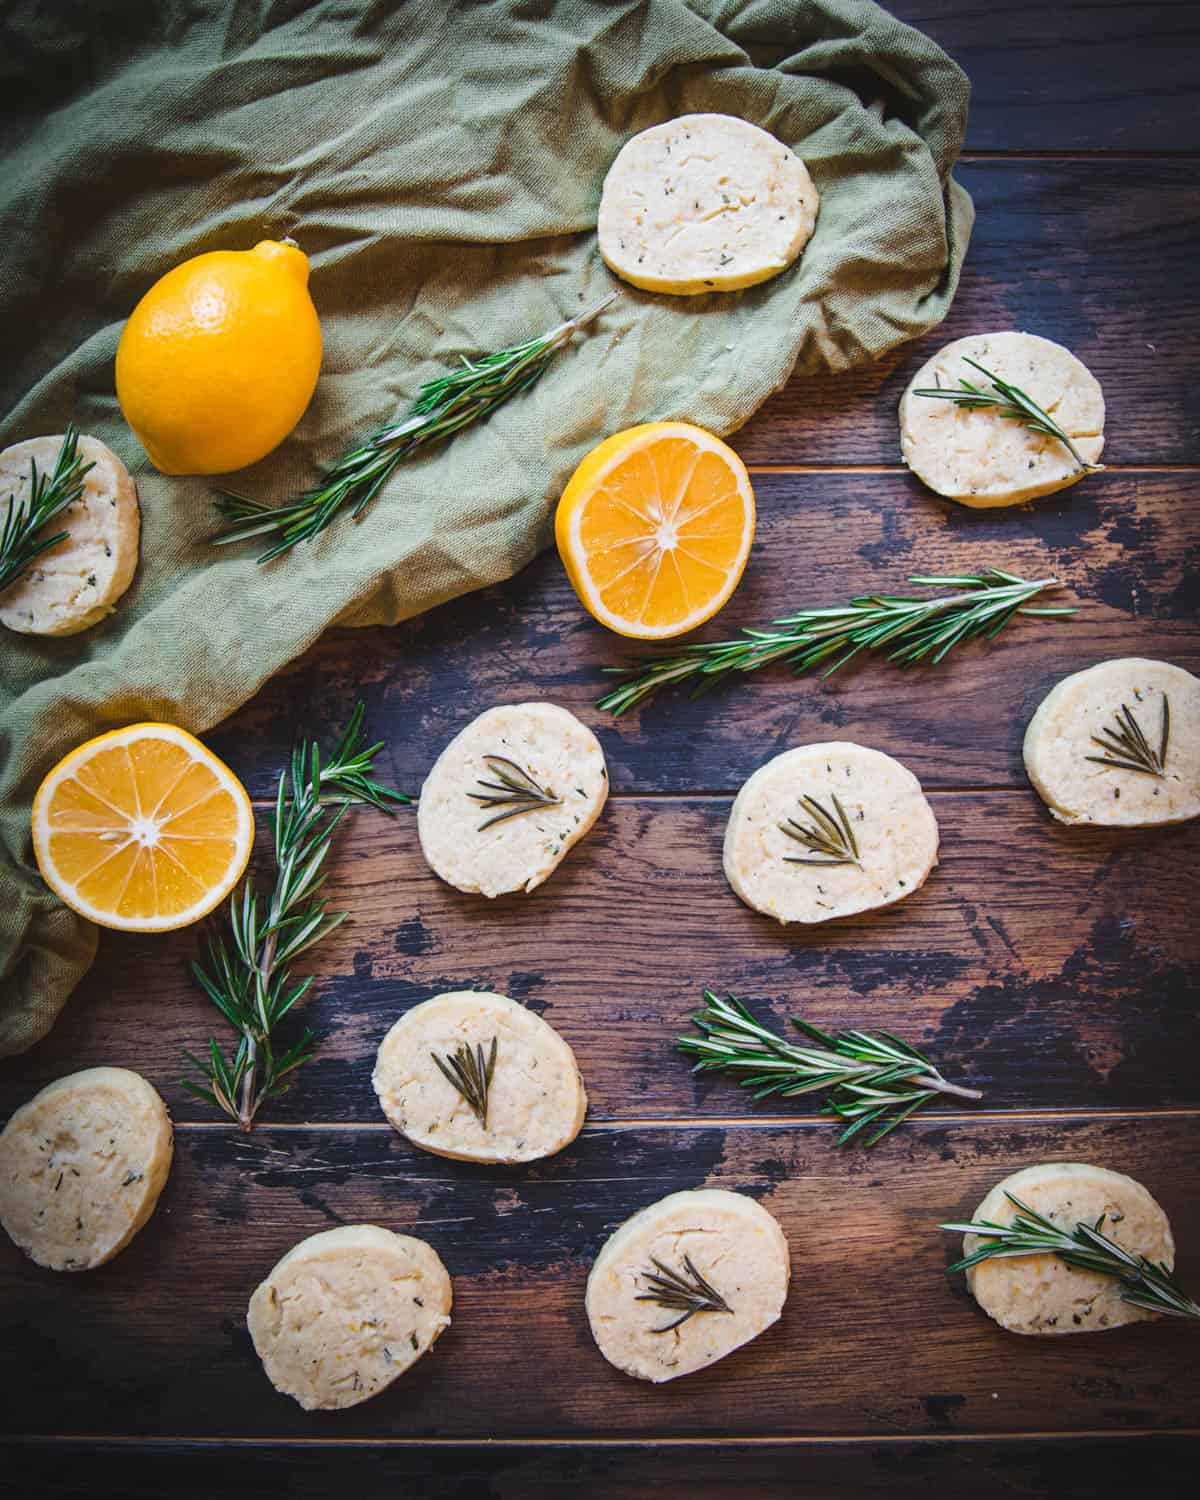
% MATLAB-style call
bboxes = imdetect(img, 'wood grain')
[7,1434,1200,1500]
[888,1,1200,152]
[0,1116,1196,1440]
[5,792,1197,1125]
[207,471,1200,799]
[4,8,1200,1487]
[733,161,1200,465]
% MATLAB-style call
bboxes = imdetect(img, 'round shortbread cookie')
[964,1163,1175,1336]
[598,113,819,296]
[373,990,587,1164]
[0,1067,172,1272]
[1024,659,1200,827]
[586,1188,790,1383]
[0,434,140,635]
[247,1225,452,1411]
[899,331,1105,506]
[417,703,608,897]
[723,742,939,924]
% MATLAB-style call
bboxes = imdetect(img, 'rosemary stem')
[916,1076,984,1102]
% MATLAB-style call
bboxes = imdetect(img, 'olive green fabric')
[0,0,972,1054]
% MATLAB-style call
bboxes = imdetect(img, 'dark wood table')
[4,3,1199,1495]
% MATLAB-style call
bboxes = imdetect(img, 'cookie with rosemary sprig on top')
[955,1163,1178,1336]
[0,430,139,636]
[417,703,607,897]
[1024,658,1200,826]
[587,1188,790,1382]
[372,990,587,1164]
[899,330,1105,506]
[723,742,939,924]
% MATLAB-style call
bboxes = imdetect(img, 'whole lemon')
[115,239,322,476]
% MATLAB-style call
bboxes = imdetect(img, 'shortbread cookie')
[964,1163,1174,1335]
[598,113,819,296]
[0,1067,172,1271]
[587,1188,790,1382]
[899,331,1105,505]
[723,742,939,924]
[247,1225,452,1411]
[417,703,608,897]
[1024,659,1200,827]
[0,434,140,635]
[373,990,587,1164]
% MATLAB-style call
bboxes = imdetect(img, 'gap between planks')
[740,464,1200,475]
[173,1108,1200,1132]
[245,788,1034,808]
[11,1430,1200,1449]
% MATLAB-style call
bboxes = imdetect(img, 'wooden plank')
[5,792,1197,1124]
[732,161,1200,465]
[888,1,1200,152]
[7,1433,1200,1500]
[0,1116,1196,1439]
[207,471,1200,799]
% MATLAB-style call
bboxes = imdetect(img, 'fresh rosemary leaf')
[183,703,410,1130]
[597,568,1075,716]
[432,1036,498,1126]
[678,991,981,1147]
[468,753,561,830]
[941,1191,1200,1321]
[911,357,1104,476]
[214,292,618,562]
[780,792,861,867]
[1086,694,1169,778]
[636,1254,733,1332]
[0,424,92,595]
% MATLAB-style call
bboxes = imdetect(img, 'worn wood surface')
[6,1433,1200,1500]
[4,2,1200,1494]
[8,793,1198,1122]
[1,1118,1198,1440]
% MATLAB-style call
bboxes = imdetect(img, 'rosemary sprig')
[1086,695,1170,778]
[468,753,562,830]
[912,356,1104,475]
[214,292,618,562]
[678,991,982,1147]
[941,1191,1200,1321]
[0,424,92,595]
[781,792,861,867]
[597,568,1075,716]
[182,704,409,1130]
[432,1037,498,1126]
[636,1255,733,1332]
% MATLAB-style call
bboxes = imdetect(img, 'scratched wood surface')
[4,1,1200,1496]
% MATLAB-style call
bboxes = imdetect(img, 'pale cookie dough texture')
[247,1225,453,1411]
[598,113,820,296]
[373,990,587,1164]
[587,1188,790,1382]
[0,433,140,635]
[723,742,939,924]
[1024,658,1200,827]
[0,1067,172,1271]
[899,331,1105,506]
[964,1163,1175,1336]
[417,702,608,897]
